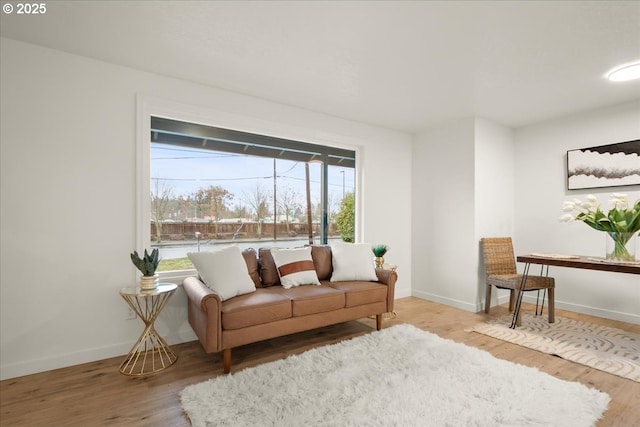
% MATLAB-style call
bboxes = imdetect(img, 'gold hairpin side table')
[119,283,178,376]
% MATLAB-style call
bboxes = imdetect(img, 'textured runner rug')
[181,324,609,427]
[469,314,640,383]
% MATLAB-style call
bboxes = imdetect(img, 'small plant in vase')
[131,248,160,290]
[372,244,388,268]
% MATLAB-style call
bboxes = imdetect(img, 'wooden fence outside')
[151,221,338,241]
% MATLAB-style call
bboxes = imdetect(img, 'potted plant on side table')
[131,248,160,290]
[372,244,388,268]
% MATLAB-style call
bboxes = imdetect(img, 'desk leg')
[510,263,530,329]
[535,265,549,316]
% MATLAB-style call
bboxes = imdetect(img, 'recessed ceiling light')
[606,61,640,82]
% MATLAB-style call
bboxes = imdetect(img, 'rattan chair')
[480,237,555,326]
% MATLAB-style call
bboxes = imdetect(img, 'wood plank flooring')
[1,297,639,426]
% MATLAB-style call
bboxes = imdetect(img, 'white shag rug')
[181,324,610,427]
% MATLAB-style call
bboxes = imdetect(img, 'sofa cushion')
[242,248,262,288]
[259,248,281,287]
[271,247,320,289]
[327,281,388,308]
[221,288,292,330]
[310,245,333,280]
[188,245,256,301]
[279,285,345,316]
[330,241,378,282]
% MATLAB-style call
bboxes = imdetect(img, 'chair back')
[480,237,517,276]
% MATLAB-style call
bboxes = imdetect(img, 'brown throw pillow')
[258,247,281,287]
[310,245,333,281]
[242,248,262,288]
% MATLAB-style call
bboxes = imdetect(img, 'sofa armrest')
[375,268,396,285]
[183,276,222,312]
[183,276,223,353]
[375,268,397,313]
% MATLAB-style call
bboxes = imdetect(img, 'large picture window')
[149,117,356,272]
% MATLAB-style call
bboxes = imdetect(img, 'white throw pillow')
[330,241,378,282]
[270,247,320,289]
[188,245,256,301]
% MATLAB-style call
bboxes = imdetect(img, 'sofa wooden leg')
[376,314,382,330]
[223,348,231,374]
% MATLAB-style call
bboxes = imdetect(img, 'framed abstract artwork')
[566,139,640,190]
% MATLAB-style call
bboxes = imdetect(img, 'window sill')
[157,268,197,286]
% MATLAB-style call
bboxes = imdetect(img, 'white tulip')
[584,194,599,209]
[559,213,575,222]
[580,201,593,209]
[609,197,627,210]
[562,201,575,211]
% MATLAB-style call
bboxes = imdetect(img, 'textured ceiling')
[1,1,639,133]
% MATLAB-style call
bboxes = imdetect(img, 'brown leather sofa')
[183,245,397,373]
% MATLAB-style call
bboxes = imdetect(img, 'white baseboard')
[518,294,639,324]
[394,287,412,299]
[549,300,639,324]
[412,289,640,325]
[0,327,197,381]
[411,289,478,312]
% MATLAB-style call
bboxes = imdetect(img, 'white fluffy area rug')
[469,314,640,383]
[181,324,609,427]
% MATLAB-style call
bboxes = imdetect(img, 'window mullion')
[321,154,329,244]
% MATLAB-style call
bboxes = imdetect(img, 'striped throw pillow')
[270,247,320,289]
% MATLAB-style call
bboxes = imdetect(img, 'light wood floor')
[1,297,639,426]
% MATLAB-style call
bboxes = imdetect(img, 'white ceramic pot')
[140,274,159,291]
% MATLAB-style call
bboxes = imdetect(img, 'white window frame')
[136,95,364,284]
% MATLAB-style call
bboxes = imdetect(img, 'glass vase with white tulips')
[561,193,640,262]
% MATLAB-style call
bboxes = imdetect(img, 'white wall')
[412,117,516,311]
[515,102,640,323]
[412,118,478,310]
[474,119,516,308]
[412,107,639,323]
[0,38,413,380]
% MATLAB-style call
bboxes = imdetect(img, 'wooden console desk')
[511,254,640,329]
